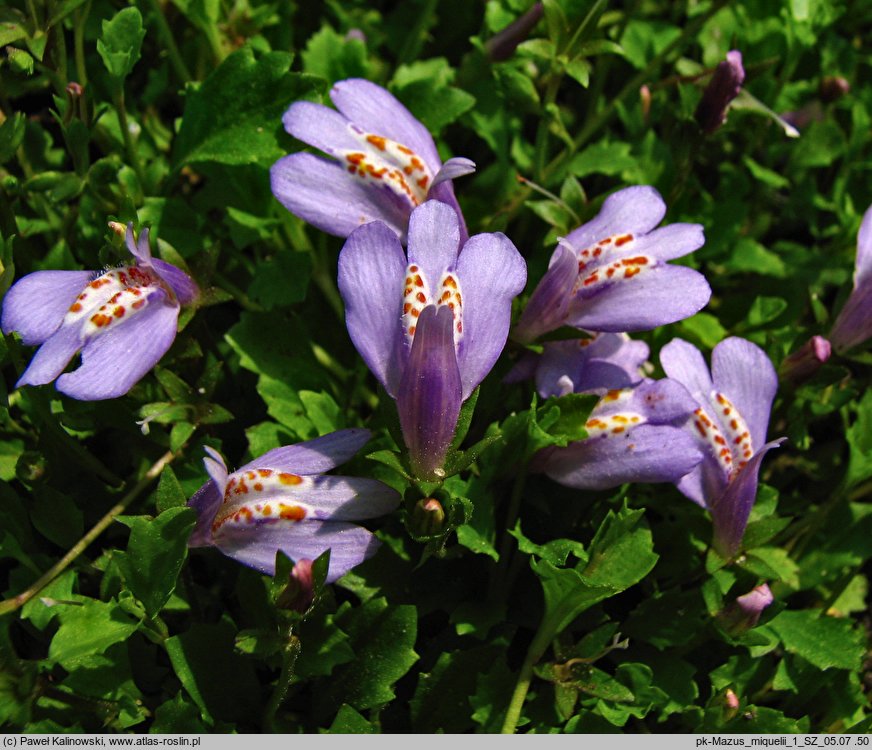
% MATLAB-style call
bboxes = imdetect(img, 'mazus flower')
[338,200,526,480]
[270,78,476,243]
[1,224,197,401]
[829,203,872,352]
[512,186,710,344]
[505,332,649,399]
[187,429,400,583]
[660,337,784,557]
[537,378,704,491]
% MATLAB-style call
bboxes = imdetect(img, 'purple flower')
[338,200,526,479]
[187,429,400,583]
[506,332,650,399]
[270,78,475,243]
[660,337,785,557]
[829,204,872,352]
[1,224,198,401]
[537,378,704,491]
[512,186,710,343]
[695,50,745,134]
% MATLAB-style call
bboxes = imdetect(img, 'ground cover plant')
[0,0,871,735]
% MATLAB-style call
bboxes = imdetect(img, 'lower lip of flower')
[401,264,464,344]
[692,392,754,478]
[340,129,434,207]
[64,265,168,337]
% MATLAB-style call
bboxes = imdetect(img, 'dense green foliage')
[1,0,871,734]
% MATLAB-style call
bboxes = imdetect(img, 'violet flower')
[512,186,710,344]
[270,78,475,243]
[695,50,745,134]
[188,429,400,583]
[338,200,526,480]
[829,204,872,352]
[538,378,704,491]
[660,337,785,557]
[506,332,649,399]
[1,224,197,401]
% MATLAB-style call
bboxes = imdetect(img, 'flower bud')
[410,498,446,537]
[819,76,850,103]
[780,335,831,386]
[485,3,544,62]
[275,559,315,613]
[717,583,774,635]
[695,50,745,134]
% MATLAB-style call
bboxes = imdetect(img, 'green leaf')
[746,296,788,327]
[328,705,377,733]
[117,508,197,616]
[48,599,140,669]
[97,7,145,81]
[768,610,865,670]
[174,47,324,168]
[248,250,312,309]
[325,598,419,711]
[301,25,369,82]
[0,7,28,47]
[165,619,262,723]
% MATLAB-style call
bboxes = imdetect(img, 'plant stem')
[0,449,177,617]
[264,633,302,731]
[115,89,146,189]
[144,0,193,83]
[500,619,552,734]
[73,1,91,87]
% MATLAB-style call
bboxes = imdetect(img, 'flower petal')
[830,282,872,352]
[660,338,714,402]
[594,378,698,425]
[711,439,785,557]
[711,337,777,451]
[338,221,408,396]
[626,223,705,261]
[55,296,179,400]
[151,259,198,305]
[1,270,92,345]
[214,519,381,582]
[563,186,667,251]
[397,305,462,480]
[567,264,711,332]
[329,79,441,169]
[305,475,401,520]
[270,153,410,240]
[16,324,83,388]
[237,428,373,475]
[455,231,527,398]
[542,424,703,490]
[188,479,223,548]
[431,157,476,188]
[512,244,577,343]
[855,203,872,288]
[406,201,460,287]
[282,100,361,155]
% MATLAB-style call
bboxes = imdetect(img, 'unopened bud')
[66,81,84,98]
[717,583,774,635]
[345,28,366,44]
[275,559,316,613]
[107,221,126,238]
[16,451,47,484]
[819,76,850,103]
[695,50,745,134]
[780,335,831,386]
[639,84,652,122]
[485,2,544,62]
[411,498,446,537]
